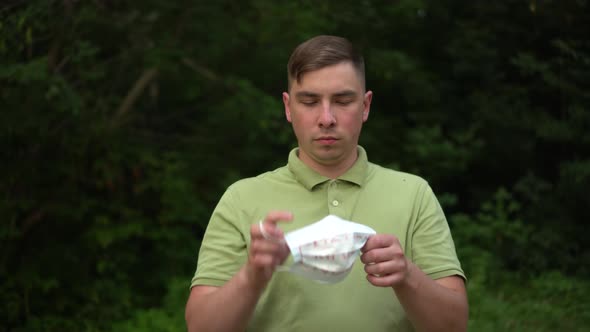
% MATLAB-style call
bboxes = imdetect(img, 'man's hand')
[360,234,410,287]
[246,210,292,289]
[361,234,468,331]
[185,211,293,332]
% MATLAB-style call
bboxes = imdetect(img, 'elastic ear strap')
[275,266,290,272]
[258,220,285,244]
[258,220,272,240]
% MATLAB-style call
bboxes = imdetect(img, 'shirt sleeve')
[411,183,465,281]
[190,186,249,288]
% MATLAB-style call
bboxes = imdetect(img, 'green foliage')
[110,278,187,332]
[468,271,590,331]
[452,188,532,283]
[1,0,589,330]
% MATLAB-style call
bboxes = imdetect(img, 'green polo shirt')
[191,146,464,332]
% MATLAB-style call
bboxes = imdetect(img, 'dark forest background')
[1,0,589,331]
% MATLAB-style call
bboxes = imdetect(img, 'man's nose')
[318,103,336,127]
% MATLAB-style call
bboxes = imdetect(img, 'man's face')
[283,62,372,172]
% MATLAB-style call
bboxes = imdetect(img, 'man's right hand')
[186,210,293,332]
[245,210,293,288]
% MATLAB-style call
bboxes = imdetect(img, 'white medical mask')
[280,215,376,284]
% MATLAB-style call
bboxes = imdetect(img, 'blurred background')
[1,0,589,331]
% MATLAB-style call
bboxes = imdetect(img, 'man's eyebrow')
[295,90,358,98]
[295,91,320,98]
[332,90,358,98]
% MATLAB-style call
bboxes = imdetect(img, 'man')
[185,35,468,332]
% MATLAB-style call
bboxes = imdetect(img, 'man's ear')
[283,92,292,122]
[362,90,373,122]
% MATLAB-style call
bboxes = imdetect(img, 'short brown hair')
[287,35,365,90]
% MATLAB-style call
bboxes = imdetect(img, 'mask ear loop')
[258,220,291,272]
[258,220,272,240]
[258,220,287,244]
[275,266,291,272]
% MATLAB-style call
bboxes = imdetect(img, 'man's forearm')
[393,262,468,332]
[185,267,266,332]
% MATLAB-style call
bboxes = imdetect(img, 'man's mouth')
[316,137,338,145]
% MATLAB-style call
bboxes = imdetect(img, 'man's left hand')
[360,234,410,287]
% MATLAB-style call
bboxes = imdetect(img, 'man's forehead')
[289,62,365,92]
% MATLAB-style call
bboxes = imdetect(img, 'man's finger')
[366,273,405,287]
[258,210,293,240]
[263,210,294,225]
[362,234,397,252]
[360,246,399,264]
[364,260,404,276]
[250,239,283,255]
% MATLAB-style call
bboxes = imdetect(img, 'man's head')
[287,35,366,92]
[283,35,372,178]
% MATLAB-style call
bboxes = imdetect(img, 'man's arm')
[395,270,467,332]
[185,211,292,332]
[361,235,468,332]
[185,269,265,332]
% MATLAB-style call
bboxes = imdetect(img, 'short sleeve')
[411,184,465,281]
[190,187,248,287]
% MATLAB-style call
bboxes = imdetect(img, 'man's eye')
[335,100,353,106]
[300,100,318,106]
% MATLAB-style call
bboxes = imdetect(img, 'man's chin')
[312,150,342,163]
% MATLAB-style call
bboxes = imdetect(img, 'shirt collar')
[287,146,369,190]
